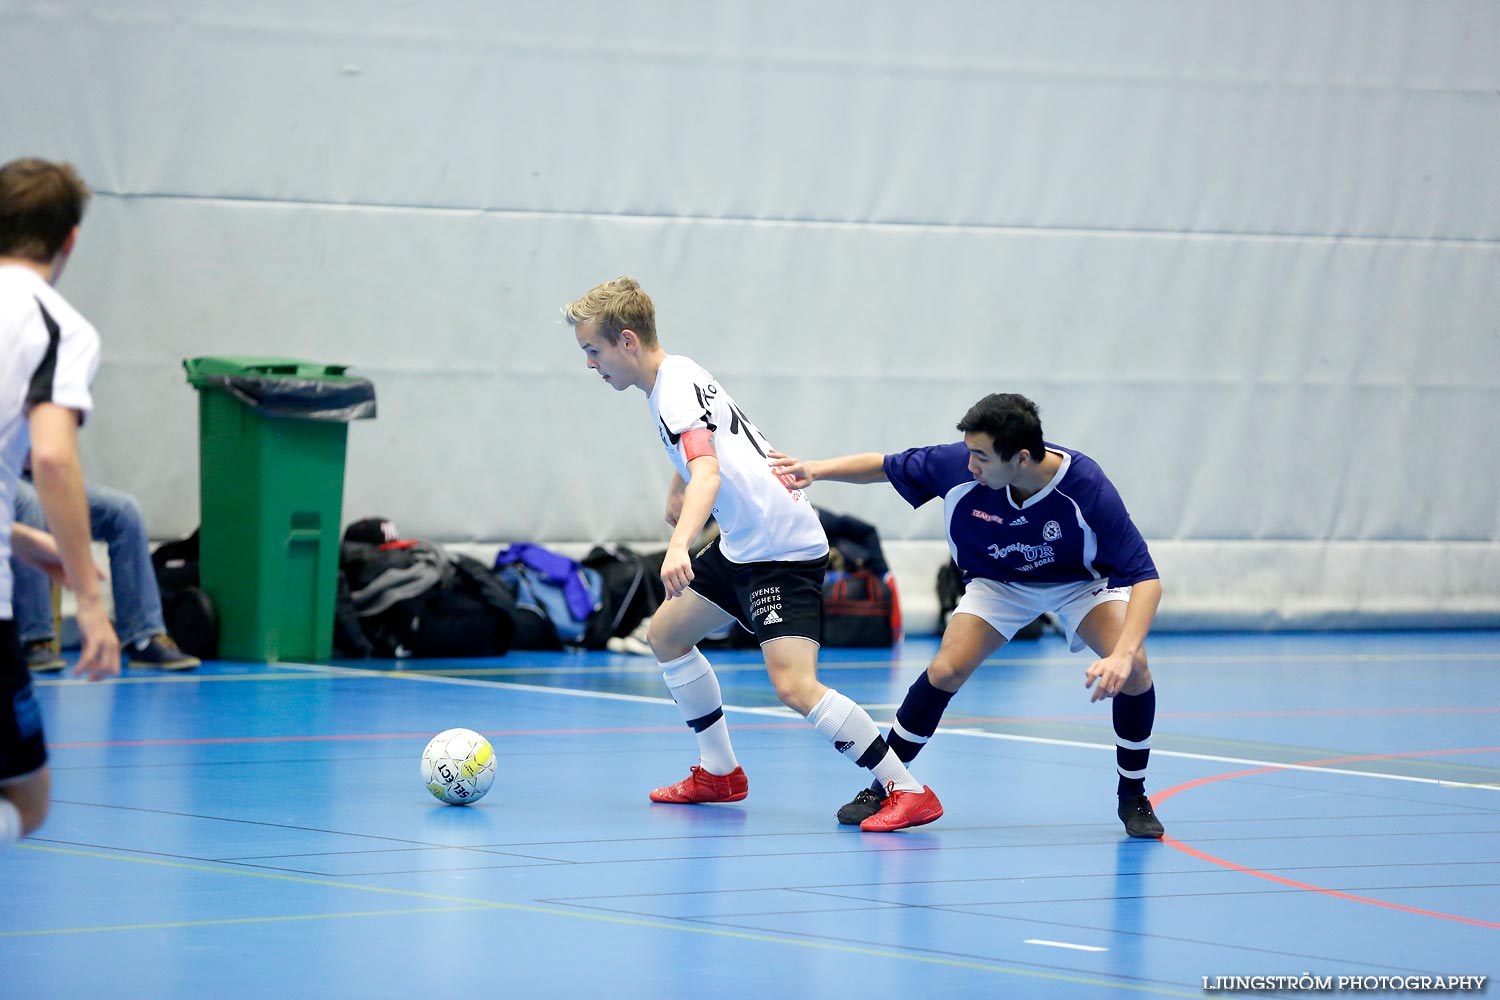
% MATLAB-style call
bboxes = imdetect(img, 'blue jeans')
[10,479,166,648]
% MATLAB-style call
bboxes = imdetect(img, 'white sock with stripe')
[660,648,739,775]
[807,689,921,793]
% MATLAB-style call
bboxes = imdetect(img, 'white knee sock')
[807,689,921,793]
[660,648,739,775]
[0,797,21,849]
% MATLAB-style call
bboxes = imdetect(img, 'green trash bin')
[183,356,377,662]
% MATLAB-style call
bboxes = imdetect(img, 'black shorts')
[687,538,827,646]
[0,620,48,782]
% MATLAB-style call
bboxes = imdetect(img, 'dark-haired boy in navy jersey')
[771,392,1165,838]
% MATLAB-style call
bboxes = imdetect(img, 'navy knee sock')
[891,670,956,760]
[867,671,956,793]
[1113,685,1156,798]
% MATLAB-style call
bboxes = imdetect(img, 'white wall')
[3,1,1497,628]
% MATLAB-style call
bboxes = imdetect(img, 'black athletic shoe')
[1118,794,1165,839]
[836,787,887,826]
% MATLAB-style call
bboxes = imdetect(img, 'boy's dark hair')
[957,393,1045,462]
[0,158,91,263]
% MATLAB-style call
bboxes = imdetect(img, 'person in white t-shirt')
[0,157,121,851]
[562,277,941,831]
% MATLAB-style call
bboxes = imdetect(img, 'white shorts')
[954,577,1131,653]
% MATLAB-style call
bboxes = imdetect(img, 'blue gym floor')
[4,630,1497,999]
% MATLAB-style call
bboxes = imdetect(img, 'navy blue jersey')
[884,442,1157,588]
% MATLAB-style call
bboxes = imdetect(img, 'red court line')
[49,721,809,749]
[1153,747,1500,930]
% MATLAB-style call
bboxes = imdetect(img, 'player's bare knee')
[764,659,823,714]
[645,620,691,662]
[771,675,821,715]
[926,659,970,694]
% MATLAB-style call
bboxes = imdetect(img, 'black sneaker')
[836,787,887,826]
[24,639,65,673]
[1118,794,1165,839]
[129,634,201,671]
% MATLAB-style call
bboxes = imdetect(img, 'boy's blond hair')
[562,276,658,348]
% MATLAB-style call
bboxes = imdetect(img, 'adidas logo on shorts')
[762,609,783,625]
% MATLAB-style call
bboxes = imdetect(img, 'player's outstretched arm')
[767,450,888,488]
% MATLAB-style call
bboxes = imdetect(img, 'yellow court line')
[2,905,493,936]
[32,671,339,686]
[10,843,1200,998]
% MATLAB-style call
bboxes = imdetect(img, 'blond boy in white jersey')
[564,277,941,831]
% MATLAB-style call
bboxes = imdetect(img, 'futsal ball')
[421,728,496,805]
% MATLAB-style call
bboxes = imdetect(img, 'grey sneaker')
[129,634,201,671]
[24,639,66,673]
[1118,794,1165,839]
[836,786,887,826]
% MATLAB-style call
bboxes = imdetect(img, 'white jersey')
[649,355,826,564]
[0,265,101,617]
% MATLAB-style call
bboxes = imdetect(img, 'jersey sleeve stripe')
[24,298,62,409]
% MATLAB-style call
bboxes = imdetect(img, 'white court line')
[272,661,1500,789]
[1026,939,1108,952]
[274,660,807,716]
[937,728,1500,791]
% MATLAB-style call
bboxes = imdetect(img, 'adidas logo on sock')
[835,740,855,753]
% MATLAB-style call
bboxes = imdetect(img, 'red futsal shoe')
[649,765,749,804]
[859,785,943,832]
